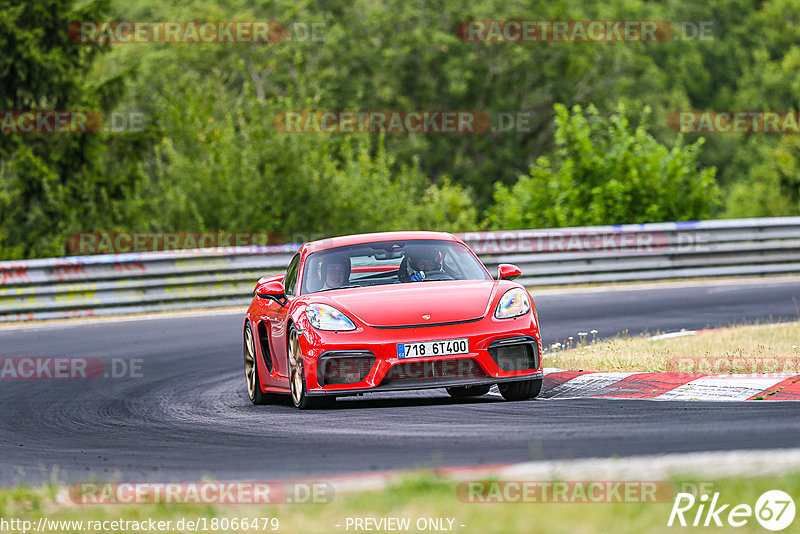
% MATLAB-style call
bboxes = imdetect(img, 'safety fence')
[1,217,798,321]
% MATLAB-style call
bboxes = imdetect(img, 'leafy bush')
[140,75,477,237]
[723,135,800,218]
[487,104,719,229]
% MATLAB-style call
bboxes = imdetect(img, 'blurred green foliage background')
[1,0,799,259]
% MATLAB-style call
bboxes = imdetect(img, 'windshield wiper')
[316,285,361,293]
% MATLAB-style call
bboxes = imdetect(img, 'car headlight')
[305,304,356,331]
[494,288,531,319]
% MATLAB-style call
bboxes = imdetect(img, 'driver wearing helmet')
[321,254,351,289]
[406,245,443,282]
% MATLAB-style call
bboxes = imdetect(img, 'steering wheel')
[419,269,453,281]
[398,256,411,282]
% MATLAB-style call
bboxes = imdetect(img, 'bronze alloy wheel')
[288,328,304,407]
[287,327,332,410]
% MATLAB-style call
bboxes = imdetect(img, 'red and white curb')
[489,369,800,401]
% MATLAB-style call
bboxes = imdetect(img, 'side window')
[283,254,301,296]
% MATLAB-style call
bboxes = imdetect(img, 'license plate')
[397,338,469,359]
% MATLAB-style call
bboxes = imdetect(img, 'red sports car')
[242,231,543,409]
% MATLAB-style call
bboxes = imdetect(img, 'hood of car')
[319,280,496,327]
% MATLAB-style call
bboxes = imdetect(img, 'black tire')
[244,322,269,405]
[288,326,334,410]
[498,378,542,401]
[446,385,492,398]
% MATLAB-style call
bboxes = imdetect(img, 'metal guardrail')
[459,217,800,287]
[1,217,799,322]
[0,246,298,322]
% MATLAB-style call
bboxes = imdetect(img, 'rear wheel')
[498,378,542,401]
[446,385,491,398]
[288,327,334,410]
[244,323,269,405]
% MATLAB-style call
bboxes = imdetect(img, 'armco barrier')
[459,217,800,286]
[0,217,799,321]
[0,246,297,322]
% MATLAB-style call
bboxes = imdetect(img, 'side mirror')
[254,279,287,305]
[497,263,522,281]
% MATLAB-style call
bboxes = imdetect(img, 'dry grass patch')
[544,321,800,373]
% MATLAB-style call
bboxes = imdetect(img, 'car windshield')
[301,239,490,294]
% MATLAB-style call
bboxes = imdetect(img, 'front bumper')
[305,372,544,396]
[299,315,542,397]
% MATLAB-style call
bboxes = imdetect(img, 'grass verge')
[1,473,798,533]
[545,321,800,373]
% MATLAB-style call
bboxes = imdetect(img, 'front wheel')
[498,378,542,401]
[446,385,491,398]
[288,327,333,410]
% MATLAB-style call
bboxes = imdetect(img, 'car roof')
[303,231,459,254]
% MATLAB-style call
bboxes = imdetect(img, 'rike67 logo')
[668,490,795,531]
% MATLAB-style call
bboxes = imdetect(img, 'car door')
[264,252,301,378]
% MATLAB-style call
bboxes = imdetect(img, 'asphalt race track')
[1,278,799,484]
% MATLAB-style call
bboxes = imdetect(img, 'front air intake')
[317,352,376,386]
[256,321,273,372]
[488,336,539,371]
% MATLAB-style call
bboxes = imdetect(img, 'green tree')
[486,103,719,229]
[140,70,477,237]
[724,135,800,217]
[106,0,680,208]
[7,0,800,259]
[0,0,150,259]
